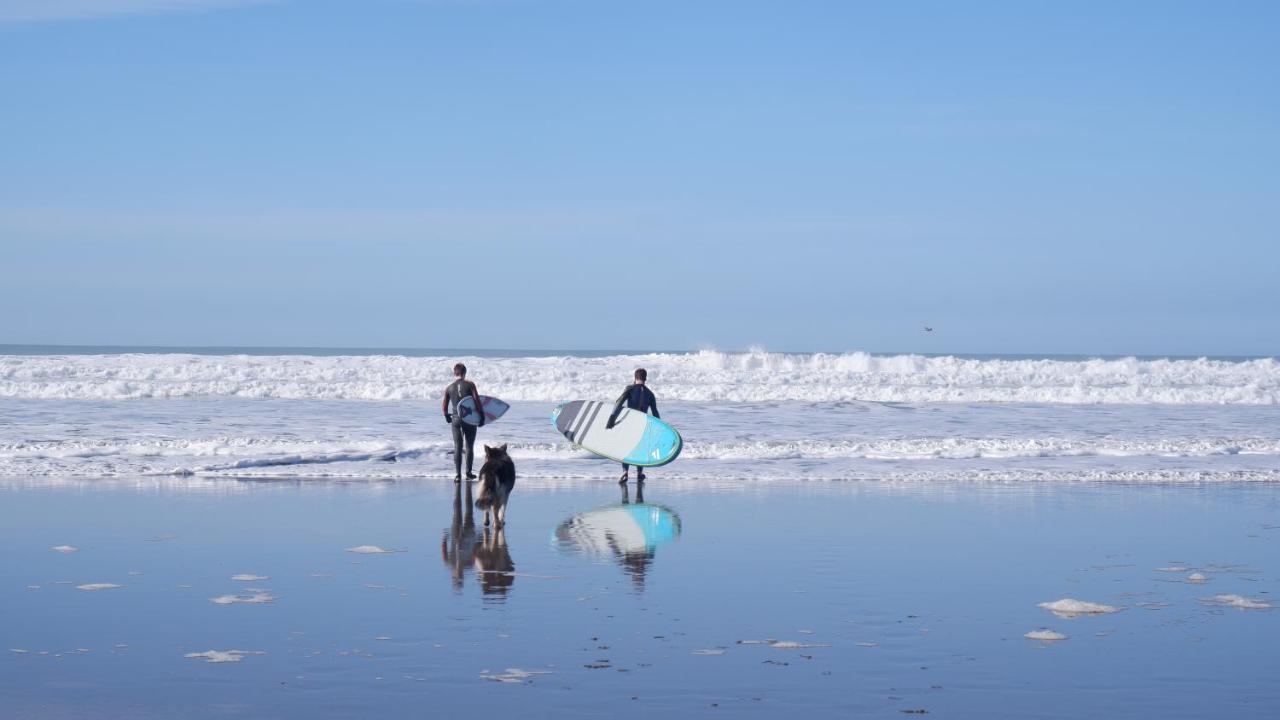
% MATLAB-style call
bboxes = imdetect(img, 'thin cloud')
[0,0,275,25]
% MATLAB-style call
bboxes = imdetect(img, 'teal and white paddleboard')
[551,400,682,467]
[554,503,682,556]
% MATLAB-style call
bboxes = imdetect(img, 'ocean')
[3,348,1279,483]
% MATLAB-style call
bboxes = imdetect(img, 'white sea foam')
[769,640,831,649]
[1038,598,1121,618]
[76,583,123,591]
[479,668,552,683]
[7,435,1280,479]
[185,649,266,663]
[230,574,269,581]
[1024,629,1068,641]
[51,545,79,553]
[3,351,1277,404]
[209,592,276,605]
[1203,594,1272,610]
[346,545,399,554]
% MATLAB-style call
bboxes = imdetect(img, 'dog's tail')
[474,472,493,509]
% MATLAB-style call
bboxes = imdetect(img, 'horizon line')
[0,343,1274,362]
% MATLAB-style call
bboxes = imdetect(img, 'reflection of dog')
[474,527,515,595]
[474,444,515,528]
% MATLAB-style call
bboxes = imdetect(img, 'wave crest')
[2,350,1278,404]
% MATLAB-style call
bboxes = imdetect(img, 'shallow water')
[6,398,1280,484]
[3,478,1277,718]
[5,350,1280,485]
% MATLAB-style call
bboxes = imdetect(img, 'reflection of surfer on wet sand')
[554,492,682,591]
[440,481,477,591]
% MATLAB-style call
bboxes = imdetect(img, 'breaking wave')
[3,350,1278,404]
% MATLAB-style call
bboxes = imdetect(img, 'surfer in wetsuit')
[605,368,659,484]
[442,363,485,482]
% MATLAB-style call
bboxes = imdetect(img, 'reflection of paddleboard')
[457,395,510,426]
[551,400,682,467]
[554,504,682,556]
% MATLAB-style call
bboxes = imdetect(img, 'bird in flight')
[923,326,934,333]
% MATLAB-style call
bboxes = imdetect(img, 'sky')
[1,0,1277,355]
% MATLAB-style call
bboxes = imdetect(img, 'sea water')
[2,348,1279,483]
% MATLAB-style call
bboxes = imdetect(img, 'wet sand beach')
[3,477,1277,718]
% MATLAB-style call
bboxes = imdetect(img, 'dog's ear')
[500,443,508,453]
[483,445,492,454]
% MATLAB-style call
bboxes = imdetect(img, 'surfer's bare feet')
[453,475,461,484]
[637,472,646,483]
[466,472,477,480]
[619,472,629,485]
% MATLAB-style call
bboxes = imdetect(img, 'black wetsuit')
[608,384,659,476]
[446,379,479,478]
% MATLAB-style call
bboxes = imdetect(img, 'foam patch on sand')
[769,640,832,649]
[1203,594,1272,610]
[1187,573,1208,584]
[1025,629,1068,641]
[51,545,79,553]
[230,574,269,581]
[185,650,266,663]
[346,545,402,554]
[1038,598,1121,618]
[479,668,552,683]
[692,648,727,655]
[76,583,122,591]
[209,592,276,605]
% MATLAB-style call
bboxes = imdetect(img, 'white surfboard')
[457,395,510,426]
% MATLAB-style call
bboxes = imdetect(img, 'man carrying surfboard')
[605,368,660,484]
[442,363,485,483]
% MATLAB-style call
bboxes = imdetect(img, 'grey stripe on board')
[568,402,593,441]
[577,402,604,443]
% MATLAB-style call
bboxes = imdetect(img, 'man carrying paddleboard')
[606,368,660,485]
[442,363,485,483]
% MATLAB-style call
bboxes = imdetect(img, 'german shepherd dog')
[474,444,515,528]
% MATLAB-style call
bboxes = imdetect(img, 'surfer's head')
[634,368,647,384]
[453,363,467,378]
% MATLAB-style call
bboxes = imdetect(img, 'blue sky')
[1,0,1277,355]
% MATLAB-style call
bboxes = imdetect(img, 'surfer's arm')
[606,388,628,429]
[649,392,660,419]
[441,388,451,422]
[470,385,485,426]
